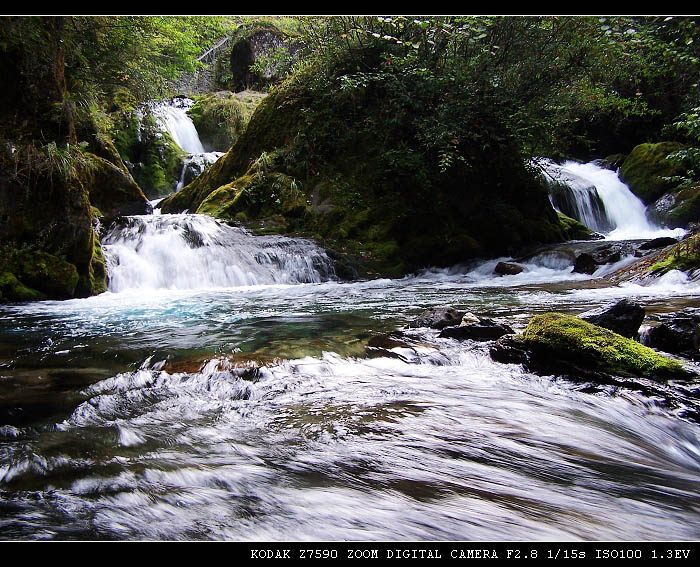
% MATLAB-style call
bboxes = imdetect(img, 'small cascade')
[176,152,224,192]
[538,159,684,240]
[101,214,336,292]
[153,98,205,154]
[152,97,223,192]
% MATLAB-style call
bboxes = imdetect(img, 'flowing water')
[539,159,686,241]
[2,116,700,542]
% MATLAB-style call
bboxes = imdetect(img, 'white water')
[153,98,224,193]
[153,99,205,154]
[101,214,336,292]
[540,159,685,240]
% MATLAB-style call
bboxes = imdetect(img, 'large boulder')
[646,309,700,360]
[490,312,691,380]
[647,182,700,228]
[83,153,151,217]
[161,53,565,277]
[619,142,685,205]
[579,299,646,338]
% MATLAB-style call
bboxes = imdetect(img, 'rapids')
[1,104,699,541]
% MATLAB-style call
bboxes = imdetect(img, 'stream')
[1,101,700,541]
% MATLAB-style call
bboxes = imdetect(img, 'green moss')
[649,232,700,275]
[619,142,686,204]
[189,91,264,152]
[0,271,46,302]
[521,312,686,379]
[13,249,80,299]
[76,236,107,297]
[112,111,186,199]
[557,212,594,240]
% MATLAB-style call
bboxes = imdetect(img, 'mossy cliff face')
[162,64,566,277]
[493,312,688,380]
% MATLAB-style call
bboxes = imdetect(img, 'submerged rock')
[439,318,514,341]
[409,307,465,330]
[490,312,692,380]
[579,299,646,338]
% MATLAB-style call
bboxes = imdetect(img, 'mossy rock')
[12,250,79,299]
[557,212,596,240]
[508,312,688,380]
[188,91,264,152]
[0,271,46,302]
[619,142,686,204]
[648,181,700,228]
[75,237,107,297]
[112,111,187,199]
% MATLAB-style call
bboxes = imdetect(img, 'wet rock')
[579,299,646,338]
[494,261,524,276]
[489,312,693,380]
[638,236,679,250]
[409,307,465,330]
[573,243,636,274]
[646,309,700,360]
[572,253,597,274]
[439,318,514,341]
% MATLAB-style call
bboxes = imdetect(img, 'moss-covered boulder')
[491,312,691,380]
[83,153,151,217]
[0,271,46,301]
[12,249,79,298]
[619,142,686,205]
[557,212,600,241]
[0,144,111,301]
[188,91,265,152]
[648,181,700,227]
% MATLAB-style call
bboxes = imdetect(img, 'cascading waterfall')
[101,98,339,293]
[153,97,224,192]
[153,97,205,154]
[101,214,336,292]
[538,159,684,240]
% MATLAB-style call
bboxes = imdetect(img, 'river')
[1,103,699,541]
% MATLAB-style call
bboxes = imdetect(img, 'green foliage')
[294,16,700,158]
[663,107,700,186]
[650,232,700,274]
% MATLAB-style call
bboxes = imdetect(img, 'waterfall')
[101,215,336,292]
[152,98,223,192]
[538,159,685,240]
[153,98,205,154]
